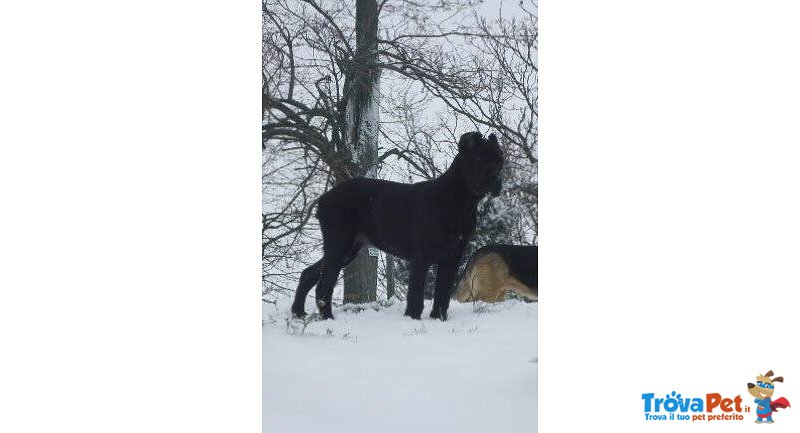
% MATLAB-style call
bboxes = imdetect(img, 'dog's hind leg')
[313,237,361,320]
[314,260,341,320]
[340,241,364,268]
[290,260,322,317]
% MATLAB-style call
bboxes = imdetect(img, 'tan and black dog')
[453,244,537,303]
[747,370,791,424]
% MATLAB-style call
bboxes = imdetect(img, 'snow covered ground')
[263,297,537,433]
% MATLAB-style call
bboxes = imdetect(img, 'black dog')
[291,132,504,320]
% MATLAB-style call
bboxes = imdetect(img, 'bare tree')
[263,0,538,302]
[341,0,381,304]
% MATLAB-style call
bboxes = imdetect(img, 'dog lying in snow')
[453,244,537,302]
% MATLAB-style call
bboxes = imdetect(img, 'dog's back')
[454,244,537,302]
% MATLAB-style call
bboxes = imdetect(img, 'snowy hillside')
[263,298,537,433]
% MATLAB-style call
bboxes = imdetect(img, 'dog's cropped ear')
[772,376,784,383]
[766,370,775,377]
[488,133,498,146]
[458,131,482,152]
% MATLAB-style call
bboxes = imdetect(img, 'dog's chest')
[429,201,476,247]
[452,201,477,234]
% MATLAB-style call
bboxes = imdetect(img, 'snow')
[263,297,537,433]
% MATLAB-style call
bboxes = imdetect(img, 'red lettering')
[706,393,721,412]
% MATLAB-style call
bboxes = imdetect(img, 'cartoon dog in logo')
[747,370,791,423]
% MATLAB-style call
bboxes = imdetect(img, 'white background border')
[0,1,262,432]
[2,0,800,432]
[540,0,800,431]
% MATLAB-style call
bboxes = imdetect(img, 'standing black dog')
[291,131,504,320]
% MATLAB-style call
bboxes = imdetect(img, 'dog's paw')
[429,304,448,321]
[429,309,448,321]
[290,304,306,318]
[404,310,422,320]
[316,299,335,320]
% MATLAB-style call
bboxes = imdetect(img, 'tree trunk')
[343,0,380,303]
[343,248,379,304]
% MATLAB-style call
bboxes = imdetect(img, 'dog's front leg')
[430,255,459,320]
[404,261,429,320]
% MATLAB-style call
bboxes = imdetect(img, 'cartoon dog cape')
[771,397,791,412]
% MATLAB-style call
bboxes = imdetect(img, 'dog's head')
[747,370,783,399]
[457,132,504,197]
